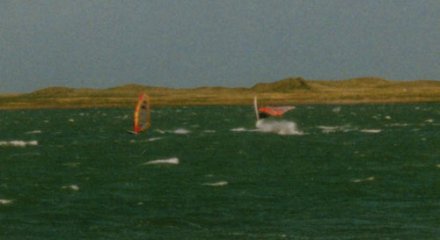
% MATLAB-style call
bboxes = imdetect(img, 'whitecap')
[62,185,80,191]
[318,126,340,133]
[388,123,409,127]
[231,127,247,132]
[148,137,163,142]
[202,181,228,187]
[204,130,216,133]
[0,199,13,205]
[256,119,303,135]
[155,129,166,134]
[332,107,341,113]
[68,118,75,122]
[351,176,375,183]
[143,157,179,165]
[174,128,190,134]
[26,130,42,134]
[0,140,38,147]
[360,129,382,134]
[318,125,355,133]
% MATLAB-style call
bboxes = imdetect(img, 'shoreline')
[1,78,440,109]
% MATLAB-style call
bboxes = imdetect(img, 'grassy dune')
[1,77,440,109]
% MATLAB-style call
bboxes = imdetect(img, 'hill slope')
[1,77,440,109]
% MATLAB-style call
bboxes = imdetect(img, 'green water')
[1,104,440,239]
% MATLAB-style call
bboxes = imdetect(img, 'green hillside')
[1,77,440,109]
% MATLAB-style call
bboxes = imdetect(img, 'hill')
[1,77,440,109]
[251,77,311,92]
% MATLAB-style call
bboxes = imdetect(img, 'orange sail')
[133,93,151,134]
[254,96,295,120]
[258,106,295,118]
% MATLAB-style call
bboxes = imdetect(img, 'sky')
[0,0,439,93]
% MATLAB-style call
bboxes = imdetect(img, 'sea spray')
[256,119,303,135]
[143,157,179,165]
[0,140,38,147]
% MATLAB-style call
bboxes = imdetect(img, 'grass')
[1,77,440,109]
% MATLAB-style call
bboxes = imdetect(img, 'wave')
[387,123,409,127]
[148,137,163,142]
[25,130,42,134]
[156,128,191,135]
[202,181,228,187]
[425,119,434,123]
[360,129,382,134]
[256,119,303,135]
[61,184,80,191]
[143,157,179,165]
[351,176,375,183]
[0,140,38,147]
[173,128,190,134]
[332,107,341,113]
[230,127,248,132]
[318,125,354,133]
[0,199,13,205]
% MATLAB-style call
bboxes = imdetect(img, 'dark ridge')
[251,77,311,92]
[26,87,76,96]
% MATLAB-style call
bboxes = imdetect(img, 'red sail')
[258,106,295,118]
[133,93,151,134]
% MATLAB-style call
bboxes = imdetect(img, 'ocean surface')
[1,104,440,239]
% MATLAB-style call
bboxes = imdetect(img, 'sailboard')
[129,93,151,134]
[254,96,295,120]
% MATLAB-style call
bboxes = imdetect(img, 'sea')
[1,104,440,239]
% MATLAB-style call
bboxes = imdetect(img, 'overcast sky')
[1,0,439,93]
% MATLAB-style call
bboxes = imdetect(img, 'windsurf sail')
[254,96,295,120]
[133,93,151,134]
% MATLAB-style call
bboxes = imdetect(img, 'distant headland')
[1,77,440,109]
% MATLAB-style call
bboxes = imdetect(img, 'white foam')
[202,181,228,187]
[351,176,375,183]
[256,119,303,135]
[318,126,339,133]
[231,127,247,132]
[62,184,80,191]
[0,140,38,147]
[360,129,382,134]
[318,125,355,133]
[155,129,166,134]
[388,123,409,127]
[173,128,190,134]
[26,130,42,134]
[143,157,179,165]
[148,137,163,142]
[0,199,13,205]
[332,107,341,113]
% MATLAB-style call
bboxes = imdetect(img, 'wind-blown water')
[1,104,440,239]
